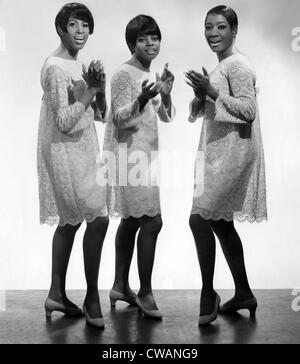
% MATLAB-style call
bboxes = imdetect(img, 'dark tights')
[189,215,253,314]
[113,214,162,310]
[49,217,109,317]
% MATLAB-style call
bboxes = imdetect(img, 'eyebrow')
[68,18,88,23]
[205,22,227,26]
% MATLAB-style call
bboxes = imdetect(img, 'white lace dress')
[37,56,107,226]
[103,64,175,218]
[189,53,267,222]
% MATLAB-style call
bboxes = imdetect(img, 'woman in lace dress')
[37,3,109,328]
[103,15,175,318]
[185,6,267,325]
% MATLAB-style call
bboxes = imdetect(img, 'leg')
[137,214,162,310]
[112,217,140,295]
[48,222,81,307]
[210,219,254,300]
[189,214,218,315]
[83,216,109,318]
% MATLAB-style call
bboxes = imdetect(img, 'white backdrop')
[0,0,299,290]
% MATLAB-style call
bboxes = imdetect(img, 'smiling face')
[59,16,90,54]
[134,33,161,64]
[205,14,237,59]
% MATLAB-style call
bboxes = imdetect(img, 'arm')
[188,95,206,123]
[45,66,95,135]
[158,98,176,123]
[91,93,107,122]
[214,60,257,124]
[111,71,144,129]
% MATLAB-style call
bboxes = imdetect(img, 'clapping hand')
[82,60,106,95]
[185,67,218,101]
[139,77,162,101]
[158,63,175,96]
[70,79,86,102]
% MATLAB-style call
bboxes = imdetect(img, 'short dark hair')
[205,5,238,30]
[125,14,161,54]
[55,3,94,36]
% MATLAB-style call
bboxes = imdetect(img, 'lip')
[145,49,157,55]
[74,37,86,45]
[209,40,222,47]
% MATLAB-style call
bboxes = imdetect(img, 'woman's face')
[60,16,90,53]
[205,14,236,55]
[134,33,161,63]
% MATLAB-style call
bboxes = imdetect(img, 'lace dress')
[103,63,175,218]
[37,56,107,226]
[189,53,267,222]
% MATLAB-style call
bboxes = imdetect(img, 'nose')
[146,36,154,46]
[208,27,219,38]
[76,23,84,33]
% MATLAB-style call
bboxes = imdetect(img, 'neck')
[129,54,151,72]
[217,43,237,62]
[54,42,79,60]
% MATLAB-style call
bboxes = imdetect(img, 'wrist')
[87,87,98,97]
[138,93,149,105]
[207,85,219,101]
[96,90,106,98]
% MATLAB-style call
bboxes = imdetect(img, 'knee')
[87,216,109,235]
[189,214,198,232]
[210,220,234,240]
[120,217,140,234]
[57,223,81,239]
[141,215,163,235]
[189,214,210,233]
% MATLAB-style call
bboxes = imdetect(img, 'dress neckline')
[123,62,151,74]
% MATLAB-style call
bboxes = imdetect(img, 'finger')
[142,79,149,88]
[190,70,203,78]
[145,82,155,91]
[154,83,162,93]
[185,80,197,89]
[98,61,104,74]
[202,67,209,77]
[156,84,162,93]
[167,70,175,81]
[156,72,161,84]
[95,61,102,73]
[187,72,202,83]
[185,73,200,84]
[89,60,95,73]
[82,64,88,75]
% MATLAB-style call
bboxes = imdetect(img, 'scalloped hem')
[191,209,267,224]
[108,209,162,220]
[40,209,108,227]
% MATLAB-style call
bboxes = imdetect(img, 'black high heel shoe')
[44,297,82,318]
[109,289,138,307]
[219,296,257,318]
[82,304,105,329]
[136,297,163,320]
[198,292,221,326]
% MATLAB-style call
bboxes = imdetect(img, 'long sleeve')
[91,101,107,123]
[214,60,257,124]
[158,102,176,123]
[188,98,206,123]
[44,65,90,135]
[111,70,144,129]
